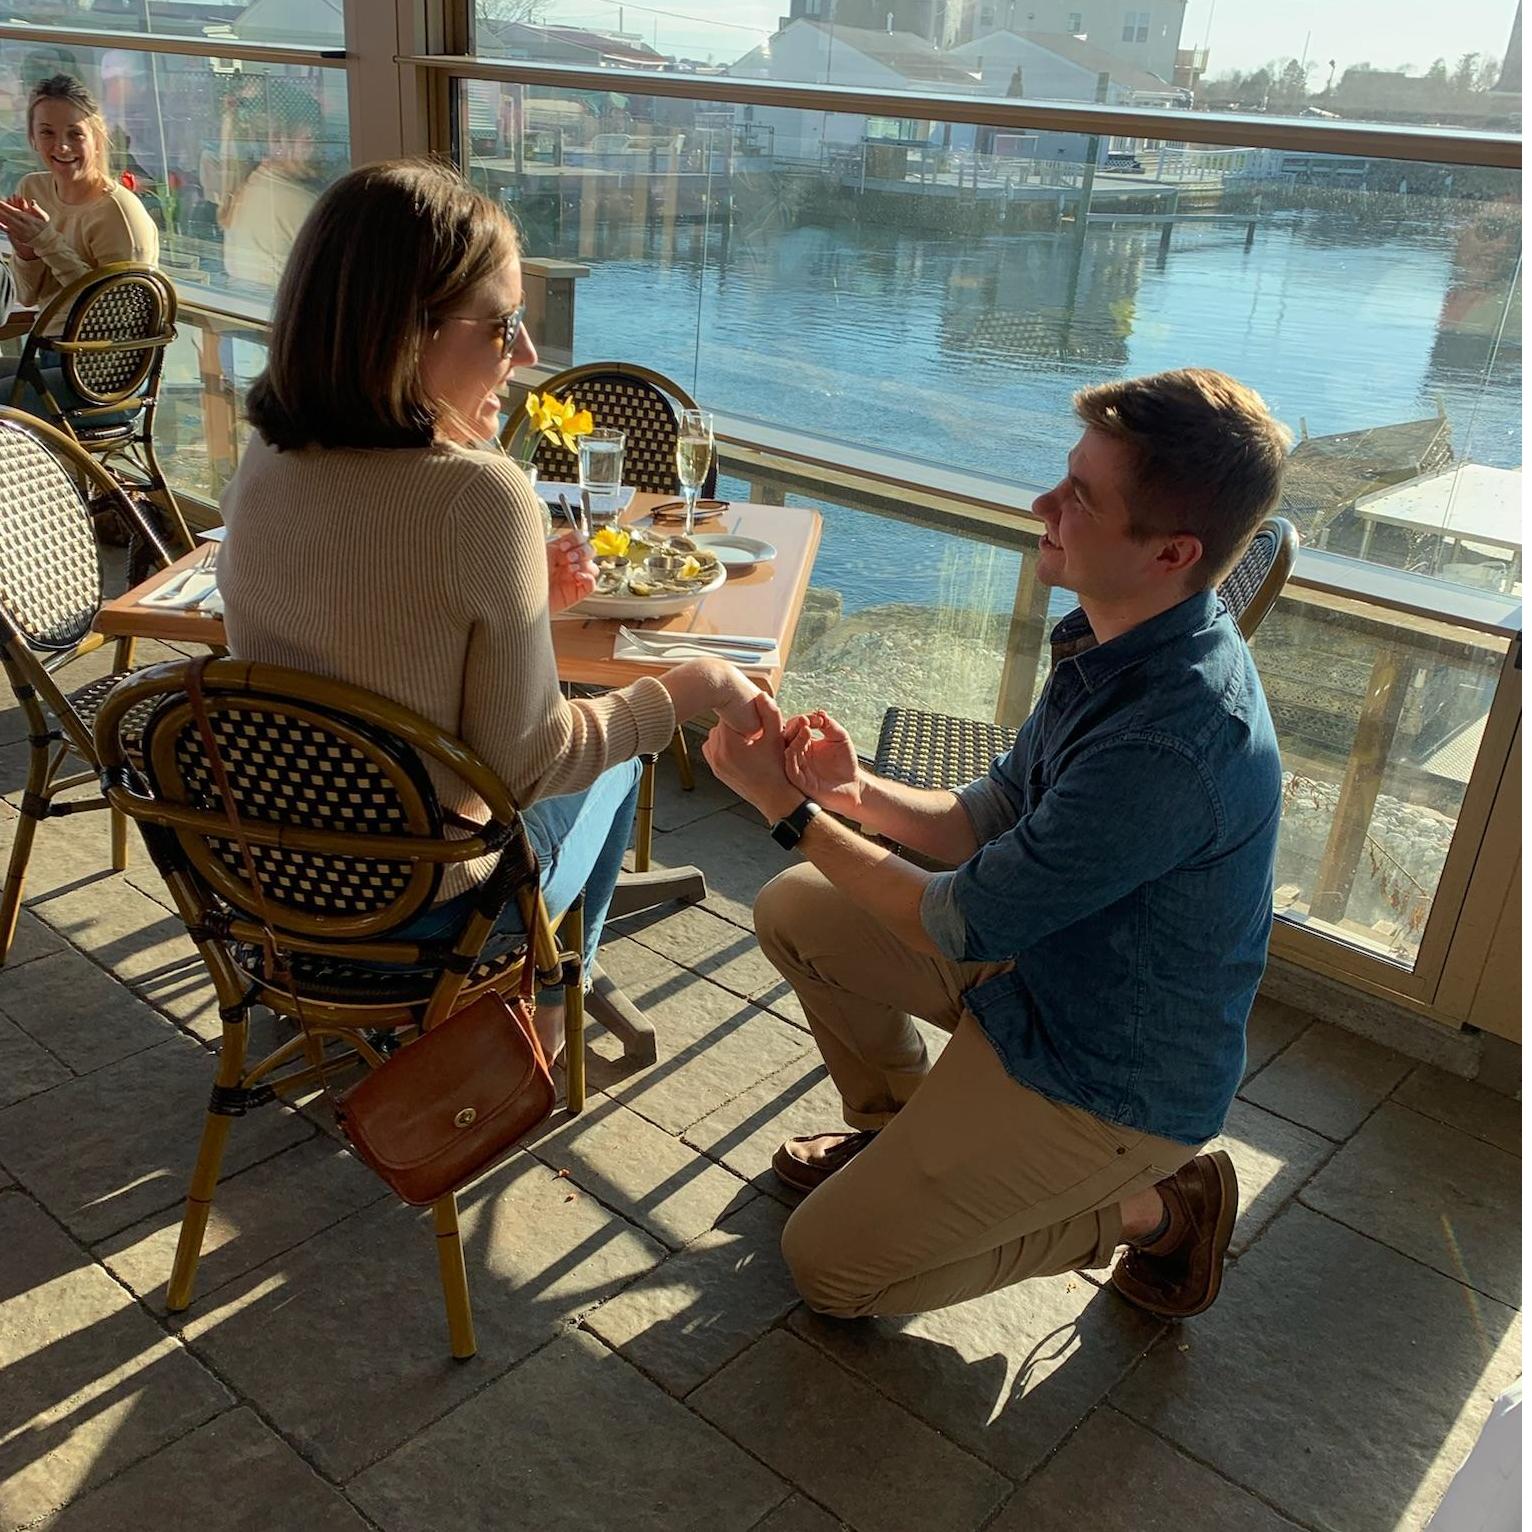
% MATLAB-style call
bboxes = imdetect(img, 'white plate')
[568,560,727,620]
[691,533,777,570]
[540,482,637,520]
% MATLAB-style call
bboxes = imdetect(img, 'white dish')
[569,560,727,620]
[691,533,776,570]
[540,482,637,520]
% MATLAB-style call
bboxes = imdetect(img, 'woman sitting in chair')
[0,74,159,416]
[0,74,158,310]
[218,159,768,1056]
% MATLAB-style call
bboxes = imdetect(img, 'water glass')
[578,428,626,528]
[675,409,714,535]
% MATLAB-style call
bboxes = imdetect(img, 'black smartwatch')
[770,797,821,851]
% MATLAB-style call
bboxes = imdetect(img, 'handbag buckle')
[453,1106,478,1128]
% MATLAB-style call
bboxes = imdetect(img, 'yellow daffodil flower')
[590,525,631,559]
[514,390,595,462]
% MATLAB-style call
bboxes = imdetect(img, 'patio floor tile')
[36,1408,370,1531]
[180,1153,666,1480]
[0,1194,229,1530]
[989,1407,1303,1530]
[1210,1097,1332,1256]
[97,1135,389,1311]
[4,910,64,969]
[530,1092,756,1249]
[683,1054,845,1204]
[790,1271,1163,1478]
[753,1495,847,1532]
[34,882,221,1040]
[350,1329,786,1531]
[588,938,810,1134]
[691,1330,1011,1532]
[0,1034,311,1243]
[1241,995,1312,1080]
[648,808,796,928]
[0,1012,70,1108]
[1239,1020,1412,1139]
[584,1195,799,1395]
[0,947,174,1073]
[1301,1101,1520,1305]
[1112,1204,1522,1532]
[1393,1064,1522,1155]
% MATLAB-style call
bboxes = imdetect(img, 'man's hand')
[703,696,801,824]
[783,709,864,819]
[0,196,46,260]
[545,528,597,614]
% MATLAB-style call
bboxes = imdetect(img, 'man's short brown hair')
[247,158,519,452]
[1073,368,1292,586]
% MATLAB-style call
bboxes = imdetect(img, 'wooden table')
[95,491,824,1064]
[97,492,823,697]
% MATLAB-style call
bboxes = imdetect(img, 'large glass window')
[461,73,1519,971]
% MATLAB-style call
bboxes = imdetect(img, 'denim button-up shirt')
[919,589,1282,1145]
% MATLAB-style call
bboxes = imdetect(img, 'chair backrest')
[508,362,719,497]
[0,415,101,653]
[1218,516,1298,641]
[94,659,558,1020]
[25,263,177,421]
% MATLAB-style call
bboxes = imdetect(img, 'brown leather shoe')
[1111,1150,1239,1319]
[771,1130,878,1193]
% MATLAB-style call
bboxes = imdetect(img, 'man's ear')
[1155,533,1203,580]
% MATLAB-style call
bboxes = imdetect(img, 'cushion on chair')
[230,939,525,1005]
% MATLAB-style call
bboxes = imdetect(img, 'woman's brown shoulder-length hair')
[246,158,519,451]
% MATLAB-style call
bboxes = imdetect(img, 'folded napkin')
[612,630,777,667]
[138,568,220,612]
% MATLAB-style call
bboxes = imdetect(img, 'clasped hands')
[705,702,863,827]
[0,196,48,262]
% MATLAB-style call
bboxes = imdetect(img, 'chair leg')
[432,1193,477,1361]
[633,754,657,873]
[669,726,695,791]
[560,900,585,1115]
[167,1008,250,1312]
[0,747,47,964]
[165,1112,233,1312]
[109,806,129,872]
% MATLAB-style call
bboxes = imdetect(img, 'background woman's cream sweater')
[218,435,676,892]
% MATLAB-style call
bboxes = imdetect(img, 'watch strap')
[770,797,821,851]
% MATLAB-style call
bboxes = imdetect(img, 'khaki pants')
[755,864,1196,1318]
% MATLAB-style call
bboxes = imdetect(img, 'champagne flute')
[675,409,714,536]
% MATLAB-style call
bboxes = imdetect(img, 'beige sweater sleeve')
[447,454,676,805]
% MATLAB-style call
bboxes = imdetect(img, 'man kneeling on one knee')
[704,368,1288,1322]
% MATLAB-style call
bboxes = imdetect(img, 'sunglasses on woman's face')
[440,301,527,355]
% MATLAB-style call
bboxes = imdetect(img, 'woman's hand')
[0,197,47,261]
[545,529,597,614]
[783,709,865,817]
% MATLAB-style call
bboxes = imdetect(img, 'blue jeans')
[399,757,642,998]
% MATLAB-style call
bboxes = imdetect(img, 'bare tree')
[478,0,548,26]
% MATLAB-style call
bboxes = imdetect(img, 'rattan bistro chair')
[0,408,179,964]
[505,360,720,499]
[93,658,589,1361]
[875,517,1300,794]
[11,264,193,569]
[503,361,717,866]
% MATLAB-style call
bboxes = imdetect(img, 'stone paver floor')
[0,744,1520,1532]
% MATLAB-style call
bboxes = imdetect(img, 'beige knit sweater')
[10,173,159,313]
[219,436,677,893]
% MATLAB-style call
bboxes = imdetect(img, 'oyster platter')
[571,526,727,618]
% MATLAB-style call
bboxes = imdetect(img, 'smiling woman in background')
[0,73,158,310]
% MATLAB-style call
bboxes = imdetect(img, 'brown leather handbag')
[185,659,557,1207]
